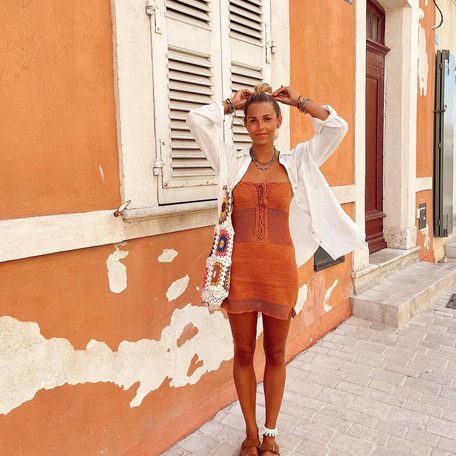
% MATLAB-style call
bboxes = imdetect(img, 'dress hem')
[221,299,296,320]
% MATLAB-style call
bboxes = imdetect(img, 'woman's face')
[244,102,282,146]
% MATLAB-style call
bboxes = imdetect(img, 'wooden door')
[365,1,389,253]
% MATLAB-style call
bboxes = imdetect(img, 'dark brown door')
[365,1,390,254]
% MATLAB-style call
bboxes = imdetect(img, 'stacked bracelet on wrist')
[224,98,239,128]
[225,98,235,115]
[297,96,312,114]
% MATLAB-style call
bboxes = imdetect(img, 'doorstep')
[350,258,456,327]
[444,238,456,258]
[352,246,420,295]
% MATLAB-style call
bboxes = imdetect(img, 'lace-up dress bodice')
[220,181,299,320]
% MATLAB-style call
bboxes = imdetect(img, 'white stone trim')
[0,211,124,263]
[331,185,358,204]
[271,0,290,152]
[353,0,370,272]
[416,176,432,192]
[111,0,158,209]
[381,1,419,249]
[0,184,356,263]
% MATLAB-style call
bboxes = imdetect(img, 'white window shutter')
[225,0,272,149]
[151,0,222,204]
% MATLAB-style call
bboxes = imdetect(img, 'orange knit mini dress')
[220,181,299,320]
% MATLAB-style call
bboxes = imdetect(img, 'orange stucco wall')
[290,0,355,186]
[416,0,435,179]
[0,1,120,220]
[416,0,436,262]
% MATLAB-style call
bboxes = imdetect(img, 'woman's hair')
[243,82,281,120]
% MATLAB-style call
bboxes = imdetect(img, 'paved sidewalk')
[164,289,456,456]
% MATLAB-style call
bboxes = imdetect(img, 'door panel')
[365,1,389,254]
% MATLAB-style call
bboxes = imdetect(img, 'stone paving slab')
[163,288,456,456]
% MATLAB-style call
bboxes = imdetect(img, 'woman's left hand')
[272,85,300,107]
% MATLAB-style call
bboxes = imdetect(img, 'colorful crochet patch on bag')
[215,229,230,256]
[210,261,223,286]
[218,190,231,224]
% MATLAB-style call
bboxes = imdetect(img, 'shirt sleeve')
[295,104,349,167]
[185,101,230,175]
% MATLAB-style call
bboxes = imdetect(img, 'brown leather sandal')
[239,437,261,455]
[260,437,280,455]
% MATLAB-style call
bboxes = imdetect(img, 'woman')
[186,84,364,456]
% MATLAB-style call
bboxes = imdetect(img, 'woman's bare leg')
[228,311,259,442]
[261,313,291,454]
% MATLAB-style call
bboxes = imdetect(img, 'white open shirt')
[186,101,366,267]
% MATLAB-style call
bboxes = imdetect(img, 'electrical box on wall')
[418,203,426,230]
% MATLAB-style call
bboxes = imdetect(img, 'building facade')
[0,1,454,455]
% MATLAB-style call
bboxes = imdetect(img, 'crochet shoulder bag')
[201,185,234,310]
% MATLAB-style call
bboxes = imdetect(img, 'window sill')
[122,200,217,221]
[121,200,218,241]
[1,202,218,263]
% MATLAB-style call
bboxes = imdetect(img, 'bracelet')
[297,96,312,114]
[224,98,235,115]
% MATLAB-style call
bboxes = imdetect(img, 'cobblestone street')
[164,288,456,456]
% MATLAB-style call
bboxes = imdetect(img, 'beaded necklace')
[249,146,277,171]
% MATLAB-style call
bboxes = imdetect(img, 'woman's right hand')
[232,89,254,110]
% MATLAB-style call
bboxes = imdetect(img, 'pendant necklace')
[250,146,277,172]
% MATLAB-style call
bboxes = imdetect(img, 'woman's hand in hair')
[272,85,300,107]
[232,89,254,110]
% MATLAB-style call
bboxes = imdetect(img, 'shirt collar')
[235,146,293,157]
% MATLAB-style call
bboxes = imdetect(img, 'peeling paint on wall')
[418,8,429,96]
[294,284,309,315]
[166,275,189,302]
[323,280,338,313]
[158,249,178,263]
[419,222,431,250]
[0,305,233,415]
[0,283,310,415]
[106,244,128,293]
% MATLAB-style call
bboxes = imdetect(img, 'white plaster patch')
[106,245,129,294]
[417,9,429,97]
[0,306,233,415]
[99,165,105,184]
[419,222,431,250]
[294,284,309,315]
[158,248,178,263]
[166,275,189,302]
[323,279,338,313]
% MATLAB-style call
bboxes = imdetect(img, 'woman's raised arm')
[185,101,227,175]
[185,90,253,175]
[272,86,348,167]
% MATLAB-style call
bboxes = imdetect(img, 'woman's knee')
[264,347,286,366]
[234,345,256,365]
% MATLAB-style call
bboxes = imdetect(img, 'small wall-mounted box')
[418,203,426,230]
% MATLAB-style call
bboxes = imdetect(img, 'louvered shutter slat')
[229,0,263,43]
[167,43,217,182]
[230,0,262,15]
[166,0,210,27]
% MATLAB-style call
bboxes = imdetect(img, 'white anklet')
[262,425,278,437]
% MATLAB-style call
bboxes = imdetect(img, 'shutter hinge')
[146,0,162,34]
[153,138,165,176]
[267,40,277,55]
